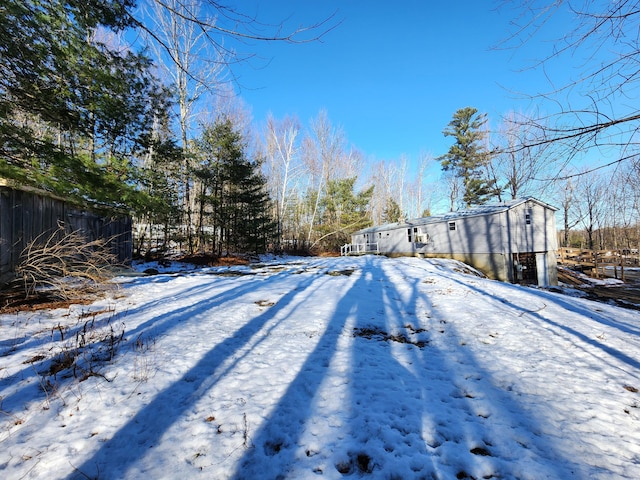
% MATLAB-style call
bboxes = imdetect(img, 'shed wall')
[0,186,132,285]
[351,200,558,285]
[503,202,557,254]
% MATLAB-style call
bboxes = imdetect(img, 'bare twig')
[16,224,121,300]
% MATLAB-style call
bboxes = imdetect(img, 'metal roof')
[355,197,557,234]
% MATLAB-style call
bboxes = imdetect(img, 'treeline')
[0,0,375,257]
[0,1,278,257]
[555,168,640,252]
[2,1,639,258]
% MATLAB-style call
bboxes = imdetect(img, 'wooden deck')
[558,247,639,281]
[341,243,379,256]
[558,265,640,310]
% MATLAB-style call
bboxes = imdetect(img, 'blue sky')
[230,1,569,167]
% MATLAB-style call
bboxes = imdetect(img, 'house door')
[514,253,538,285]
[536,253,549,287]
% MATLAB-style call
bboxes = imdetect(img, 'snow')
[1,255,639,479]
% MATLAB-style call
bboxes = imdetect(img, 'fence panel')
[0,185,131,285]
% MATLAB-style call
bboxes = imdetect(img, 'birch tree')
[142,0,226,252]
[304,110,349,245]
[263,114,302,249]
[368,159,407,224]
[136,1,336,251]
[410,153,435,218]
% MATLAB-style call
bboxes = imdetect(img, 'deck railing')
[340,243,379,256]
[558,247,639,281]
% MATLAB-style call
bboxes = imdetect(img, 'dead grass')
[0,286,95,314]
[353,326,429,348]
[177,254,250,266]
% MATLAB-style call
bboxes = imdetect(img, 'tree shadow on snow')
[66,267,324,479]
[1,271,284,418]
[231,257,577,479]
[447,275,640,372]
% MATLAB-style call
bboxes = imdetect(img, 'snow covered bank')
[1,256,639,479]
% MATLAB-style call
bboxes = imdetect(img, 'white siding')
[349,198,558,285]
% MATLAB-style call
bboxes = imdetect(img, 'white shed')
[346,197,558,286]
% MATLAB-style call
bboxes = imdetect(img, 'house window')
[407,228,412,242]
[414,227,427,244]
[378,232,382,238]
[525,210,532,225]
[448,222,456,231]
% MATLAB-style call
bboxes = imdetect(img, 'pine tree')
[315,177,373,252]
[382,198,403,224]
[0,0,170,208]
[194,118,275,255]
[438,107,500,207]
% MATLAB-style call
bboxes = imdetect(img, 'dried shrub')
[16,224,120,300]
[38,313,125,397]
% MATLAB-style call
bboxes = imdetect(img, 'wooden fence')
[1,181,132,286]
[558,247,639,281]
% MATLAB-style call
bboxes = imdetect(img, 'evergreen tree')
[382,197,403,224]
[132,137,185,255]
[194,118,275,255]
[438,107,500,207]
[0,0,170,208]
[315,177,373,252]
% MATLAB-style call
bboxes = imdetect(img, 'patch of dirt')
[584,285,640,311]
[23,354,47,364]
[0,287,94,314]
[335,452,373,475]
[470,446,492,456]
[176,254,251,267]
[353,326,429,348]
[206,270,255,277]
[255,300,276,307]
[558,267,640,310]
[326,269,355,276]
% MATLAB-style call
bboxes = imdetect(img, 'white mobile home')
[345,198,558,286]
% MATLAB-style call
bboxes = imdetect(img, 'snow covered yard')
[1,255,639,479]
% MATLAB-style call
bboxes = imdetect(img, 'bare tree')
[263,114,302,249]
[443,170,463,212]
[556,177,580,247]
[142,0,226,253]
[492,111,558,199]
[303,110,352,244]
[607,163,640,251]
[367,161,389,225]
[134,2,337,252]
[498,1,640,172]
[574,171,606,250]
[412,152,435,217]
[368,159,406,224]
[135,1,338,75]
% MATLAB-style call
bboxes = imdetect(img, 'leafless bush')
[131,333,157,382]
[16,225,120,300]
[40,311,125,396]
